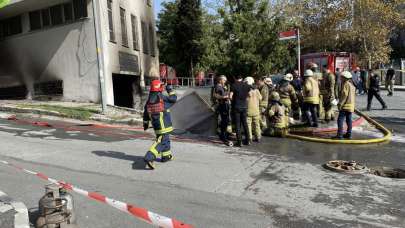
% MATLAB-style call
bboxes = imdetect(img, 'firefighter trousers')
[144,134,172,162]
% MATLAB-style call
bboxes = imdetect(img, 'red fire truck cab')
[300,52,357,75]
[159,64,179,86]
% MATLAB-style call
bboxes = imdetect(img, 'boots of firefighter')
[144,151,156,169]
[343,133,352,139]
[161,151,174,163]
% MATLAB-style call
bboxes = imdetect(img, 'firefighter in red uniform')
[143,79,177,170]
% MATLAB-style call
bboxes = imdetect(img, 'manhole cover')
[323,160,370,174]
[371,167,405,179]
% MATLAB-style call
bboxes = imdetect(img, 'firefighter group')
[209,63,357,147]
[141,63,375,169]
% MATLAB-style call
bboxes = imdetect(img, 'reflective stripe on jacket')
[338,80,355,113]
[303,77,320,104]
[143,91,177,135]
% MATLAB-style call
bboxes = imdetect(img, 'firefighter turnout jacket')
[303,77,320,104]
[338,80,356,113]
[268,101,287,129]
[143,89,177,135]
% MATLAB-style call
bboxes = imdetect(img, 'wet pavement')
[0,91,404,227]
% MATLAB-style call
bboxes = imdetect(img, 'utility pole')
[297,28,301,77]
[92,0,108,114]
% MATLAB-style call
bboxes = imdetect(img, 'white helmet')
[284,73,293,81]
[304,69,314,77]
[244,76,255,86]
[341,71,352,79]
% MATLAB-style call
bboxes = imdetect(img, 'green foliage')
[157,0,298,78]
[278,0,405,67]
[173,0,204,77]
[157,1,179,67]
[18,104,98,120]
[218,0,295,77]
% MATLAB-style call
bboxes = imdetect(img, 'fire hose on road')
[286,109,392,144]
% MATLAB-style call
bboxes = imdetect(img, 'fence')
[144,77,215,91]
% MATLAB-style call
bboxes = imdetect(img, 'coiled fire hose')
[286,109,392,144]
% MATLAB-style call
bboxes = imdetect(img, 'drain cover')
[324,160,370,174]
[371,167,405,179]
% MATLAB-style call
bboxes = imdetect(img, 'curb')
[0,105,142,127]
[379,86,405,92]
[0,191,29,228]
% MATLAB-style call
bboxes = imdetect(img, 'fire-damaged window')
[141,21,149,54]
[131,15,140,51]
[34,81,64,97]
[120,7,128,47]
[28,1,86,31]
[50,5,64,25]
[41,9,51,27]
[73,0,88,19]
[107,0,115,42]
[149,24,156,57]
[0,15,22,38]
[29,11,42,31]
[63,3,74,22]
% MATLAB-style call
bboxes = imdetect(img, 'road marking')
[0,159,194,228]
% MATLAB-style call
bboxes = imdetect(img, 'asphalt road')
[0,91,404,228]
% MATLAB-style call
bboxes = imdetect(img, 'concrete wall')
[98,0,159,105]
[0,0,159,105]
[0,0,100,102]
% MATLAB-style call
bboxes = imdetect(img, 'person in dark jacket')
[143,80,177,169]
[386,67,396,96]
[230,75,252,147]
[367,71,387,111]
[214,75,232,146]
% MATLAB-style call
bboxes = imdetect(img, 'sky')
[154,0,166,19]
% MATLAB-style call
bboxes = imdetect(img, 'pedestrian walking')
[245,77,262,143]
[333,71,356,140]
[214,75,232,146]
[230,75,252,147]
[143,80,177,170]
[256,77,269,131]
[302,70,320,127]
[386,67,396,96]
[367,71,387,111]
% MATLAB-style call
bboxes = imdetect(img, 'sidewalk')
[380,85,405,91]
[0,191,29,228]
[0,100,143,126]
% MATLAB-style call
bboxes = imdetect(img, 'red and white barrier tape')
[0,160,193,228]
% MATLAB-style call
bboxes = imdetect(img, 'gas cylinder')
[36,184,78,228]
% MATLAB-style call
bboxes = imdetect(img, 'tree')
[218,0,295,77]
[157,1,179,67]
[278,0,404,67]
[0,0,9,9]
[173,0,204,77]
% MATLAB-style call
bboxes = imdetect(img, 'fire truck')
[159,64,179,86]
[300,52,357,75]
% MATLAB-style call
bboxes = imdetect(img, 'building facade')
[0,0,158,109]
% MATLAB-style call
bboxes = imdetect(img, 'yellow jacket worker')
[333,71,356,140]
[302,70,320,127]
